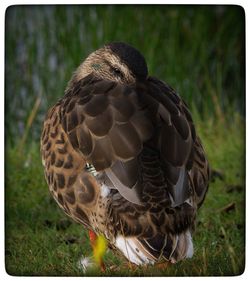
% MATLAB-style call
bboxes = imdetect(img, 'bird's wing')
[59,74,154,205]
[108,77,210,264]
[59,74,209,209]
[147,77,210,208]
[138,77,194,208]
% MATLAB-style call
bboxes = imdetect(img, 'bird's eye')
[112,67,124,78]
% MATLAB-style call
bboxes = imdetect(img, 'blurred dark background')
[5,5,245,146]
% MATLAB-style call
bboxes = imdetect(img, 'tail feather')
[114,230,193,265]
[139,230,193,264]
[169,231,194,263]
[115,235,156,265]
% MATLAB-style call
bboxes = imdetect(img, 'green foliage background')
[5,5,245,276]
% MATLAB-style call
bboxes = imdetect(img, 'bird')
[41,42,210,270]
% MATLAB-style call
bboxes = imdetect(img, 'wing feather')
[59,74,208,209]
[60,75,154,204]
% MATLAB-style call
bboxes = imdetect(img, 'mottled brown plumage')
[41,42,209,265]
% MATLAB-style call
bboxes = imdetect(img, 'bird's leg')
[88,229,97,247]
[88,230,106,272]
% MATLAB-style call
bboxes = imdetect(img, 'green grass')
[5,4,245,276]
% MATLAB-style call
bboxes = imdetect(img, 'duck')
[41,42,210,269]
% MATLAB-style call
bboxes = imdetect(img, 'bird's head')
[71,42,148,85]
